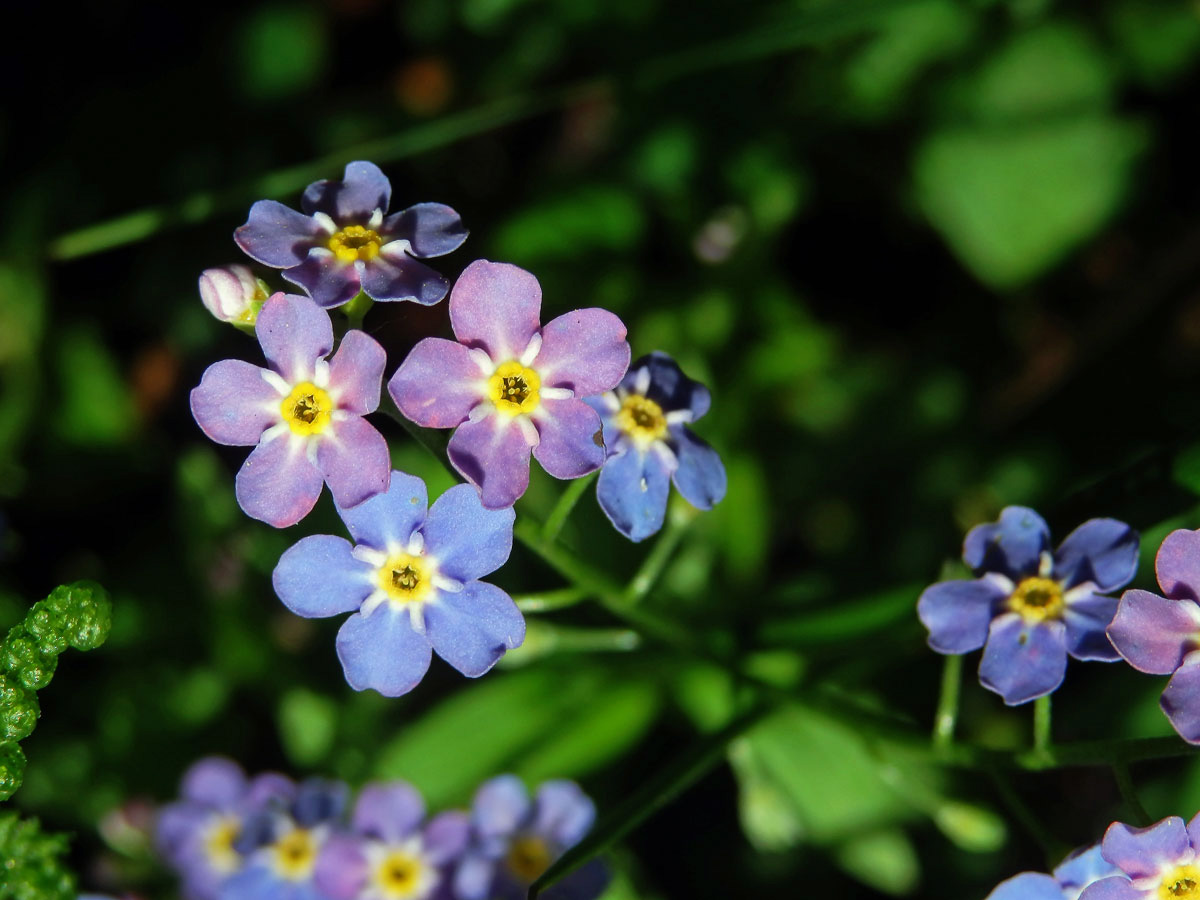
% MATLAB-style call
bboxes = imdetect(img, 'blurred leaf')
[53,328,136,446]
[708,455,769,584]
[278,688,338,767]
[0,812,75,900]
[726,146,809,232]
[1109,0,1200,87]
[631,124,697,197]
[834,827,920,895]
[933,800,1007,853]
[491,186,645,263]
[235,4,327,101]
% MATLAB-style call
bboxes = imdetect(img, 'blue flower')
[272,470,524,697]
[987,844,1120,900]
[452,776,607,900]
[917,506,1138,705]
[221,779,348,900]
[584,352,726,542]
[1078,815,1200,899]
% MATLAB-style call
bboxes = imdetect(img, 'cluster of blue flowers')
[154,757,604,900]
[191,161,727,697]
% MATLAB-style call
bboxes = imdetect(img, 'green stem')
[513,587,590,613]
[1113,762,1151,826]
[343,292,374,332]
[624,510,690,603]
[932,654,962,749]
[1033,695,1052,756]
[541,472,597,543]
[987,768,1068,863]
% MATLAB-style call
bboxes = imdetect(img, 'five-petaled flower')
[235,161,467,309]
[987,844,1119,900]
[584,352,726,542]
[917,506,1138,705]
[190,292,391,528]
[314,781,469,900]
[272,470,524,697]
[1078,815,1200,899]
[453,775,607,900]
[1107,529,1200,744]
[389,260,630,510]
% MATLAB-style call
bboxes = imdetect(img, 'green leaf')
[235,4,328,101]
[53,328,136,446]
[278,689,338,767]
[834,828,920,895]
[0,812,75,900]
[491,186,645,263]
[1109,0,1200,88]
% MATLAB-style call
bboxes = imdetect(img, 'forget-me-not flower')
[1078,815,1200,899]
[987,844,1120,900]
[918,506,1138,705]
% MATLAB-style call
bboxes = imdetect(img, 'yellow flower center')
[1161,866,1200,899]
[281,382,333,436]
[329,225,383,263]
[1007,576,1065,622]
[615,394,668,446]
[488,361,541,415]
[377,553,435,605]
[505,835,552,884]
[204,816,241,874]
[373,850,427,899]
[272,828,318,881]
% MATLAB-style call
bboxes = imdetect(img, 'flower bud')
[199,265,268,326]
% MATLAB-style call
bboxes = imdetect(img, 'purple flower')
[314,781,469,900]
[452,776,607,900]
[234,161,467,309]
[917,506,1138,705]
[987,844,1120,900]
[389,260,630,510]
[155,757,294,900]
[190,292,391,527]
[199,265,268,326]
[1078,815,1200,899]
[272,470,523,697]
[584,352,726,542]
[1107,529,1200,744]
[222,778,348,900]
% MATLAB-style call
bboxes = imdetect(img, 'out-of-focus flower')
[190,293,390,527]
[987,844,1120,900]
[389,260,629,509]
[453,776,606,900]
[918,506,1138,705]
[315,781,469,900]
[1108,529,1200,743]
[155,757,294,900]
[1079,815,1200,899]
[199,265,269,326]
[585,352,725,542]
[272,470,522,697]
[235,161,466,309]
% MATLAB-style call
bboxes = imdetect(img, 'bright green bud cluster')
[0,581,111,801]
[0,811,76,900]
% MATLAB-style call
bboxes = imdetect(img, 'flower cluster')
[190,161,727,696]
[155,758,606,900]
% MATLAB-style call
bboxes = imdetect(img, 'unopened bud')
[199,265,269,326]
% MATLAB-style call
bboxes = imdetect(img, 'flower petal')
[1101,817,1190,880]
[917,578,1006,654]
[389,338,487,428]
[180,757,246,807]
[352,782,424,842]
[301,161,391,221]
[360,246,449,305]
[979,614,1067,705]
[256,293,334,383]
[383,202,468,258]
[1054,844,1119,889]
[336,605,432,697]
[421,484,515,582]
[235,434,324,528]
[1054,518,1139,591]
[1162,659,1200,744]
[532,398,605,480]
[453,853,496,900]
[1157,529,1200,601]
[532,781,594,849]
[963,506,1050,578]
[1106,589,1200,674]
[670,427,727,510]
[425,581,524,677]
[273,535,374,618]
[335,469,428,551]
[1063,591,1121,662]
[472,775,531,838]
[1075,876,1141,900]
[327,331,385,415]
[449,260,542,362]
[191,360,281,446]
[624,352,711,419]
[283,252,363,309]
[235,200,323,268]
[448,414,532,510]
[532,308,629,395]
[984,873,1064,900]
[596,447,671,543]
[424,811,471,865]
[315,416,391,510]
[313,834,368,900]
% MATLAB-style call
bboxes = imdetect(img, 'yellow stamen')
[1007,576,1065,623]
[373,850,427,899]
[204,816,242,874]
[377,553,435,605]
[1160,865,1200,899]
[615,394,668,447]
[272,828,318,881]
[488,361,541,415]
[329,224,383,263]
[505,835,552,884]
[280,382,333,436]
